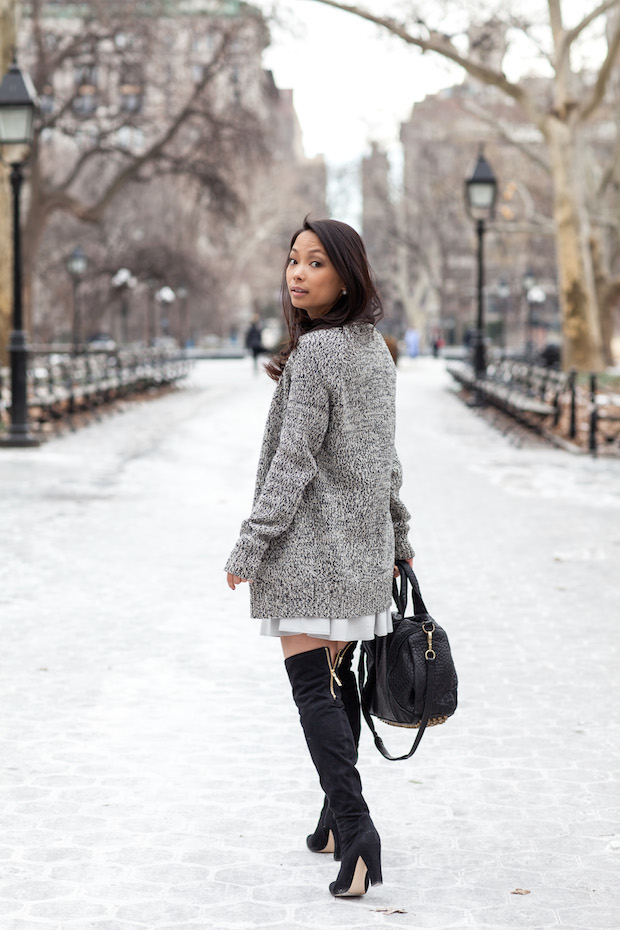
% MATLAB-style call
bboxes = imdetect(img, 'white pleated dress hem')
[259,609,393,642]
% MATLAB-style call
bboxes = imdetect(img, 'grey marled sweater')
[224,322,414,619]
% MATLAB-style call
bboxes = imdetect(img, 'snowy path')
[1,356,619,930]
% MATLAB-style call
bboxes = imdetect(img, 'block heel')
[329,824,382,897]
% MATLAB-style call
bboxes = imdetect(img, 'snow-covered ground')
[1,357,619,929]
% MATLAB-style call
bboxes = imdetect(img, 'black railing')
[1,346,192,435]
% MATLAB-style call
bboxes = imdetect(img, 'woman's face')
[286,231,345,320]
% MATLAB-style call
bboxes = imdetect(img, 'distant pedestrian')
[225,218,414,898]
[245,315,264,371]
[539,343,561,368]
[405,328,419,357]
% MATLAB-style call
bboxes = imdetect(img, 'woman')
[225,218,414,897]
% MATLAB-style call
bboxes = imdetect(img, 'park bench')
[1,346,192,434]
[484,360,571,424]
[447,359,620,455]
[447,359,572,427]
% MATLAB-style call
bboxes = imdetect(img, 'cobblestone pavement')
[1,357,619,930]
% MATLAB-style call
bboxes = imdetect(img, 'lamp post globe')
[464,151,497,380]
[67,245,88,278]
[497,280,510,301]
[0,61,39,447]
[155,286,176,304]
[522,269,536,293]
[465,152,497,221]
[496,279,510,354]
[176,286,188,347]
[155,286,176,340]
[0,62,37,145]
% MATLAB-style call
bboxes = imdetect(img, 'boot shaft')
[285,647,368,821]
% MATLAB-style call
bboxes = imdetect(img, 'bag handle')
[359,560,435,762]
[392,559,429,618]
[359,646,436,761]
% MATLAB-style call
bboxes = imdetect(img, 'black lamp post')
[522,268,536,360]
[155,285,176,341]
[464,151,497,379]
[145,278,156,346]
[496,279,510,355]
[176,286,188,347]
[66,245,87,354]
[112,268,137,344]
[0,62,39,447]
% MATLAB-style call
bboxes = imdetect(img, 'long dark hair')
[264,217,384,381]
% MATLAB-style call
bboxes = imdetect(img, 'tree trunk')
[0,0,16,366]
[599,288,620,366]
[546,118,604,372]
[590,230,619,367]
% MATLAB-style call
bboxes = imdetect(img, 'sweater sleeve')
[224,340,330,580]
[391,446,415,560]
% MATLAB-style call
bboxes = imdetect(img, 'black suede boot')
[306,642,360,860]
[286,647,382,897]
[306,797,337,855]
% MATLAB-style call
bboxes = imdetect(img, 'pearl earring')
[342,289,347,295]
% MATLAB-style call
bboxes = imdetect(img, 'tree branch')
[56,141,127,192]
[54,119,151,191]
[596,124,620,197]
[70,33,236,223]
[577,17,620,121]
[41,93,90,132]
[36,23,115,88]
[31,0,47,86]
[45,29,238,221]
[311,0,546,128]
[506,14,555,71]
[458,98,551,174]
[562,0,620,55]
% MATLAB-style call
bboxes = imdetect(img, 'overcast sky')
[261,2,461,163]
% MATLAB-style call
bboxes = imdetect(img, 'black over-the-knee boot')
[306,642,360,859]
[285,647,382,897]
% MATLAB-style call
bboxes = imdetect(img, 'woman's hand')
[393,557,413,579]
[227,572,251,590]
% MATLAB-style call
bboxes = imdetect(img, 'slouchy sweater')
[225,322,414,619]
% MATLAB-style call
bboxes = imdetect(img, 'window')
[120,86,143,114]
[73,62,98,117]
[73,88,98,116]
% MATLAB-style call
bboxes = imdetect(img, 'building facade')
[19,0,326,344]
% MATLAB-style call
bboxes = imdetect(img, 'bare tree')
[32,176,224,345]
[312,0,620,371]
[14,0,268,331]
